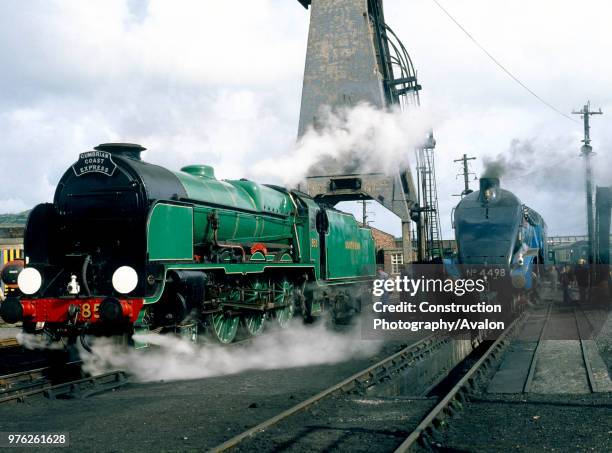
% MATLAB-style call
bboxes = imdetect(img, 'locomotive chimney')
[94,143,146,160]
[479,177,500,203]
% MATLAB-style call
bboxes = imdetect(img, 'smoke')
[80,321,382,382]
[482,138,537,179]
[480,136,610,193]
[250,103,433,186]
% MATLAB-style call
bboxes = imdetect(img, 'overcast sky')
[1,0,611,238]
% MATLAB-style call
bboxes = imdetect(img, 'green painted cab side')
[324,210,376,280]
[293,194,321,280]
[147,203,194,261]
[359,227,377,276]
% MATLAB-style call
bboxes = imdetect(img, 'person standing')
[549,266,558,292]
[560,265,573,304]
[377,267,390,305]
[574,259,590,305]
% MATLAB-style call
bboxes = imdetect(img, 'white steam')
[251,103,434,186]
[81,321,381,382]
[16,332,64,350]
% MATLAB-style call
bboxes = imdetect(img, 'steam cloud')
[482,138,537,179]
[251,103,434,186]
[480,137,607,192]
[16,332,64,350]
[80,321,382,382]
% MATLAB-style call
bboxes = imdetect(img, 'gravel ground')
[235,394,437,452]
[593,307,612,376]
[0,336,422,453]
[438,393,612,452]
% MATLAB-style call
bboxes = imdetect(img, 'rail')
[0,361,127,404]
[394,314,524,451]
[209,334,447,452]
[523,305,551,392]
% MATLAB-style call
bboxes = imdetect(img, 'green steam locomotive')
[0,144,376,345]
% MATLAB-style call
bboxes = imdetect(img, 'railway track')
[573,305,598,393]
[209,333,457,452]
[0,330,253,406]
[394,314,524,451]
[398,304,611,450]
[208,315,525,452]
[0,367,51,405]
[0,361,128,404]
[522,304,552,392]
[522,304,602,394]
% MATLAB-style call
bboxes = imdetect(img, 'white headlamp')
[112,266,139,294]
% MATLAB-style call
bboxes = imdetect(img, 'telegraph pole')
[453,154,476,197]
[362,200,367,226]
[572,101,603,265]
[361,200,374,226]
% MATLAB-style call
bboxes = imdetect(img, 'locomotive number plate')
[80,303,100,320]
[465,268,506,279]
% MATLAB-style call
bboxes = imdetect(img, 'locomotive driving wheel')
[209,312,239,344]
[207,287,240,343]
[274,280,294,328]
[242,313,265,336]
[240,280,267,337]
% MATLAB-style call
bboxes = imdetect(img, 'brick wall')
[368,226,396,250]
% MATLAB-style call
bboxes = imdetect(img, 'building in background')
[0,225,24,265]
[0,225,24,298]
[367,225,457,275]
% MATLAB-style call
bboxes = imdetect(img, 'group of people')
[550,259,591,305]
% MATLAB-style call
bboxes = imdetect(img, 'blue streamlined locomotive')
[449,177,548,309]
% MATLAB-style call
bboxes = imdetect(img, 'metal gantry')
[370,0,444,261]
[369,0,441,262]
[368,0,422,108]
[415,132,443,261]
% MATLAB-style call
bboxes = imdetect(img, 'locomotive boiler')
[0,144,376,345]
